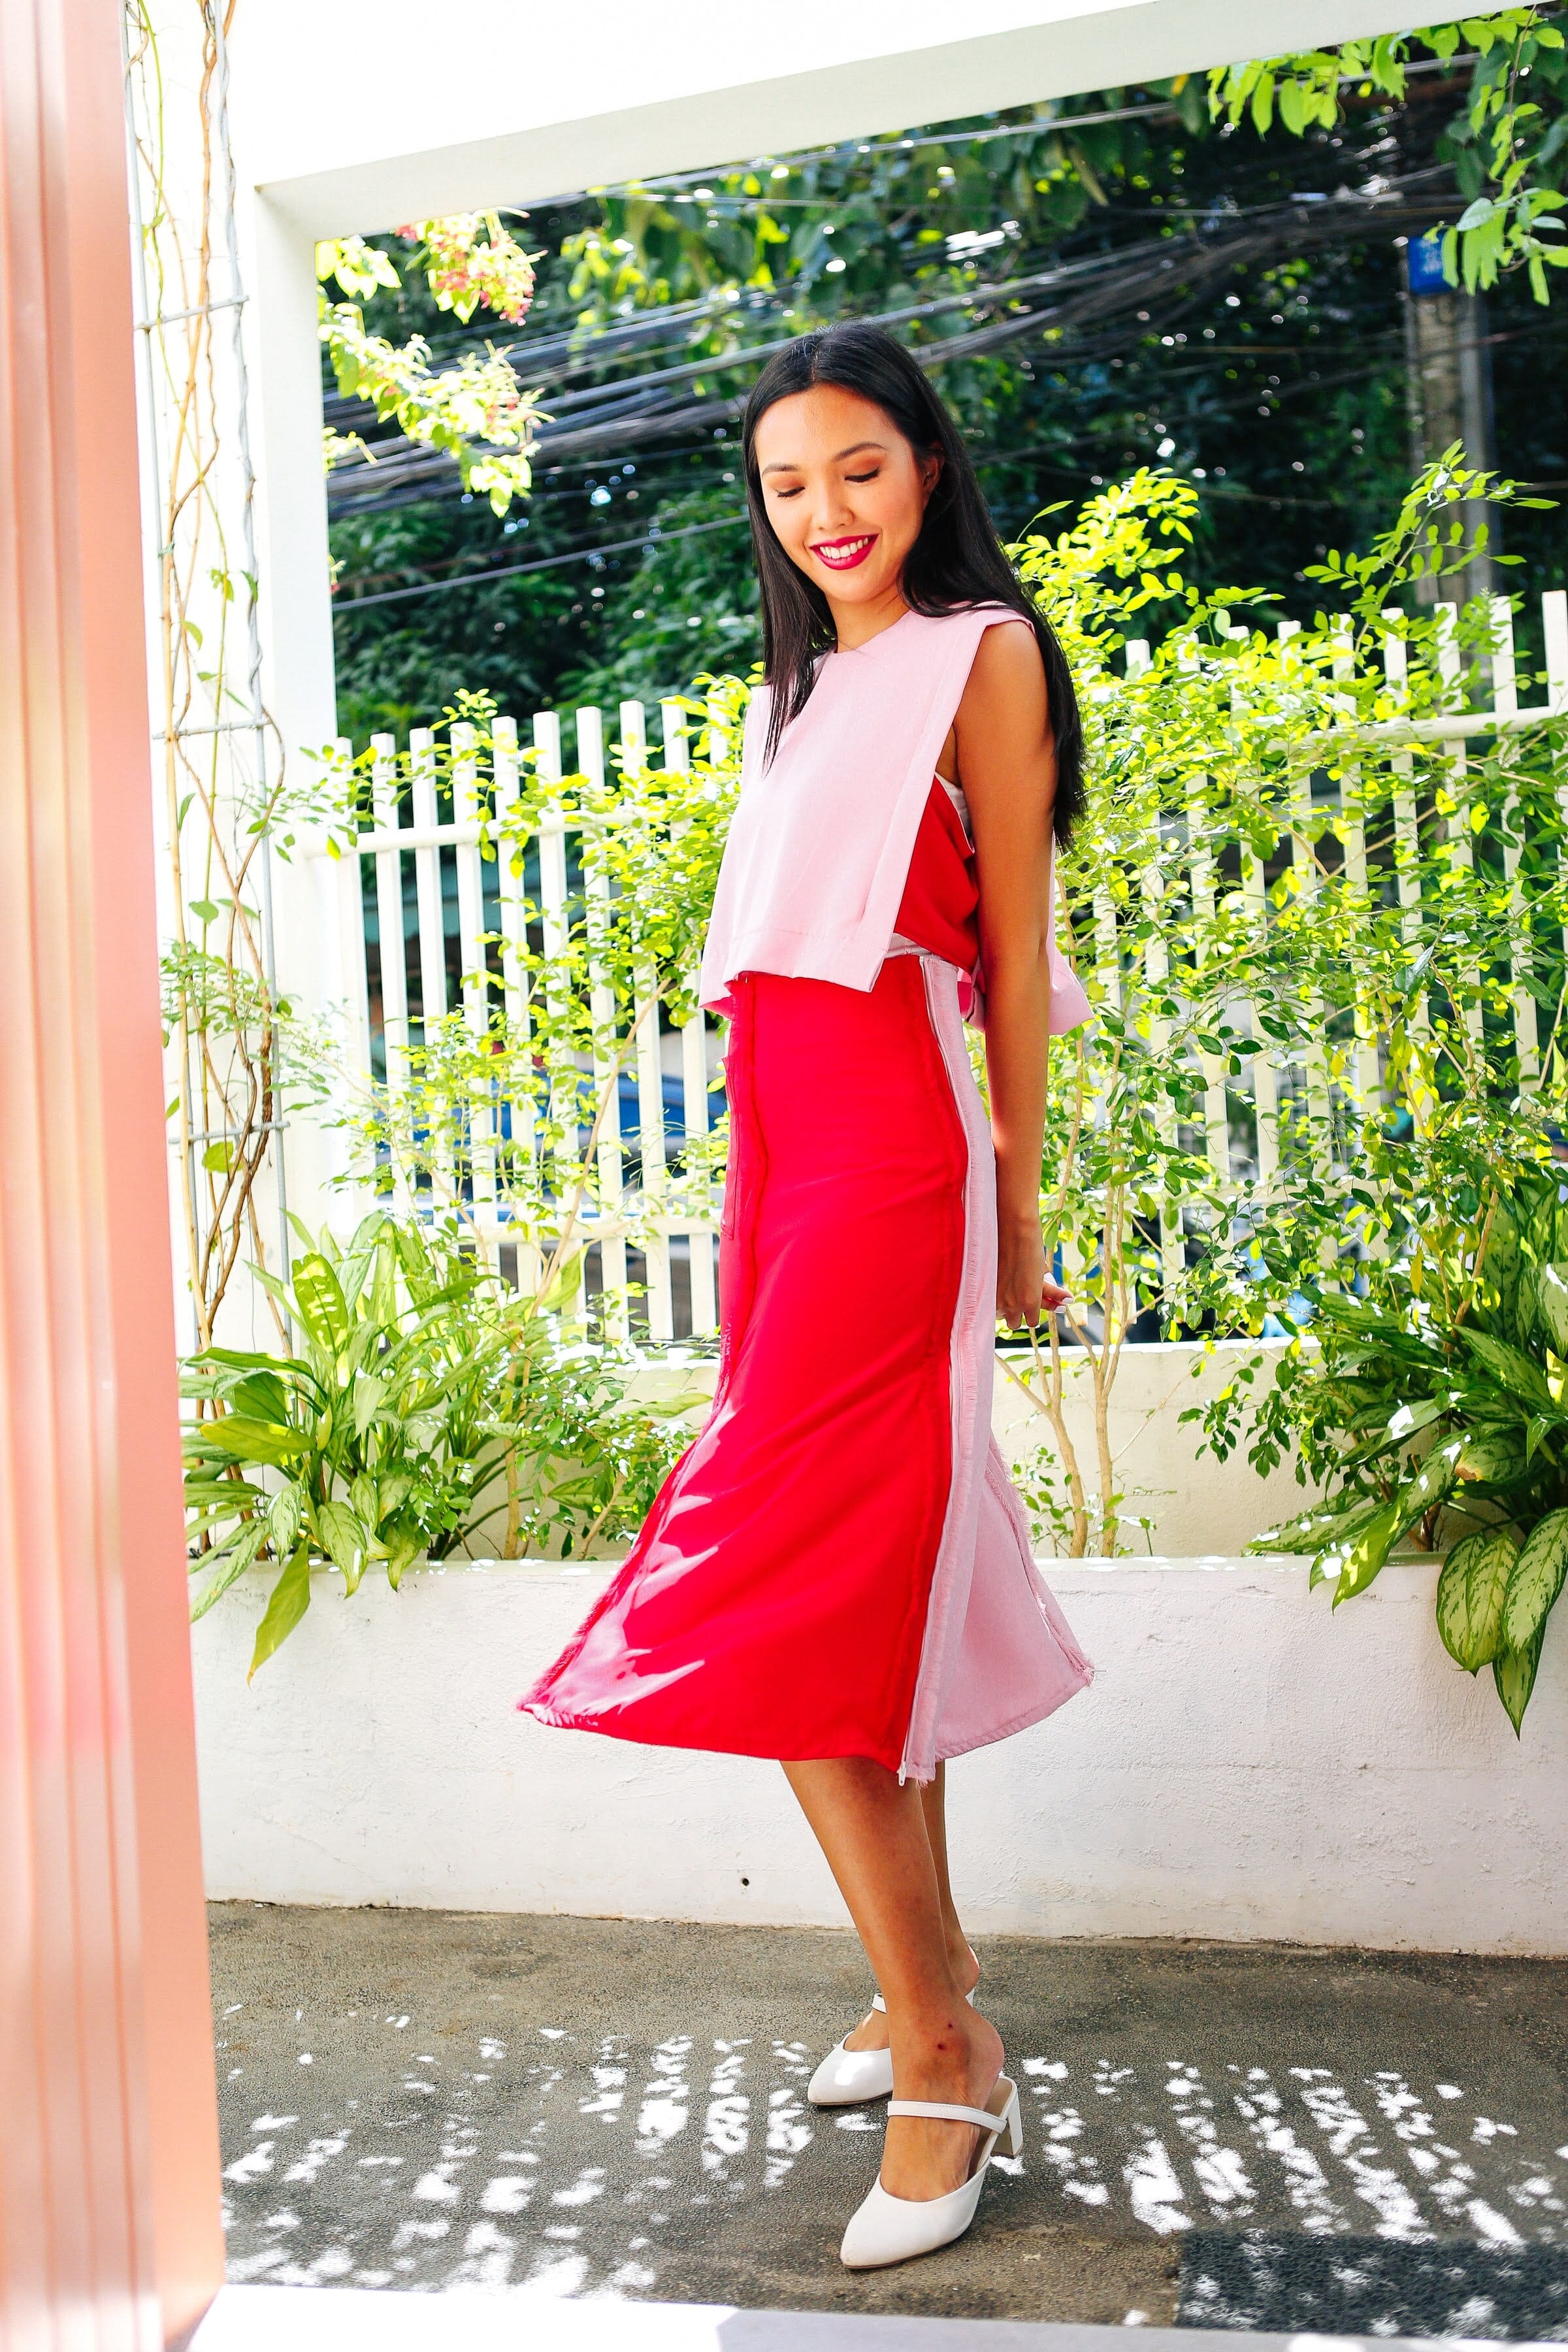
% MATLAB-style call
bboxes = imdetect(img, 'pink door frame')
[0,0,225,2343]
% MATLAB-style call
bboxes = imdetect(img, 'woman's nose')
[809,485,855,534]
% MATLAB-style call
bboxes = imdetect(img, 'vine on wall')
[126,0,293,1348]
[123,3,549,1347]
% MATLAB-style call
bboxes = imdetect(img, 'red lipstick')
[811,532,877,572]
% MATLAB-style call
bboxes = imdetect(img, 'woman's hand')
[996,1200,1070,1331]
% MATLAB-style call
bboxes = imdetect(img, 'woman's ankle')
[947,1936,979,1995]
[890,1999,1002,2098]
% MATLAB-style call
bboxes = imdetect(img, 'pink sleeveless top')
[696,604,1090,1032]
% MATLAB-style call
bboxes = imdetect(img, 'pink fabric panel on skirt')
[902,955,1092,1777]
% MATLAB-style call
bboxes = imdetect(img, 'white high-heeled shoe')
[839,2076,1021,2270]
[808,1987,977,2109]
[808,1994,892,2107]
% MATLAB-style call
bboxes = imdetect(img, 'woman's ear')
[920,448,943,504]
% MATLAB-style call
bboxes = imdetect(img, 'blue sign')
[1406,233,1450,296]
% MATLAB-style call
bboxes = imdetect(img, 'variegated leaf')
[1494,1629,1546,1737]
[318,1498,369,1595]
[1537,1262,1568,1356]
[1502,1507,1568,1653]
[1435,1527,1516,1673]
[1333,1439,1460,1607]
[189,1514,269,1623]
[267,1480,304,1558]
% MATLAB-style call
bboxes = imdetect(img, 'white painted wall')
[192,1554,1568,1953]
[992,1338,1311,1558]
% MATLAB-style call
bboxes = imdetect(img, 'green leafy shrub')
[183,1214,698,1676]
[1001,454,1563,1554]
[1196,1141,1568,1731]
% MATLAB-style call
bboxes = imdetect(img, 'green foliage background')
[327,46,1568,739]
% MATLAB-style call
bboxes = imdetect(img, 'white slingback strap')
[869,1987,975,2015]
[887,2098,1003,2131]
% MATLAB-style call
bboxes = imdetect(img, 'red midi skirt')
[519,949,1092,1782]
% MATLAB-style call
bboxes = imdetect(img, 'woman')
[521,320,1093,2270]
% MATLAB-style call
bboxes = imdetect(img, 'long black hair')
[741,319,1083,843]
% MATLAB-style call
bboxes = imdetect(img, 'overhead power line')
[327,167,1454,521]
[331,512,751,612]
[336,206,1568,617]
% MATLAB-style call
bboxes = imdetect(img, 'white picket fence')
[306,592,1568,1341]
[1100,591,1568,1296]
[318,696,723,1342]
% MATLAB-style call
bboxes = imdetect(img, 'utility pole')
[1400,231,1499,607]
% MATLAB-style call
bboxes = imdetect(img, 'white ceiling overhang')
[238,1,1469,234]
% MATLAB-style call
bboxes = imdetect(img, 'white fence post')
[1239,809,1279,1194]
[408,727,447,1026]
[332,736,373,1088]
[664,697,719,1337]
[406,725,455,1207]
[1282,621,1332,1152]
[1332,623,1382,1124]
[1185,757,1229,1182]
[1434,602,1487,1051]
[580,704,629,1342]
[537,712,577,1330]
[369,732,410,1224]
[490,713,536,1290]
[619,700,674,1345]
[1128,631,1183,1307]
[1492,596,1539,1088]
[451,721,495,1243]
[1380,621,1432,1130]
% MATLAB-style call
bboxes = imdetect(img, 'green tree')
[1214,12,1568,299]
[319,219,544,510]
[324,33,1568,732]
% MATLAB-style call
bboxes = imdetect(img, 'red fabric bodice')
[892,778,980,973]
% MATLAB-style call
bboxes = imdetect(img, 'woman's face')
[751,383,941,616]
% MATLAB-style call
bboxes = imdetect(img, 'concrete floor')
[210,1908,1568,2328]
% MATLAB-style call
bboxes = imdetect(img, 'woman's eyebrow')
[760,438,890,477]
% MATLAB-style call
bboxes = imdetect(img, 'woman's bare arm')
[943,619,1063,1329]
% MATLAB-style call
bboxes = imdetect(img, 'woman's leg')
[785,1756,1003,2200]
[921,1764,983,1993]
[843,1763,980,2053]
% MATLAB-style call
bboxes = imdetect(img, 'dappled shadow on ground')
[210,1909,1568,2328]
